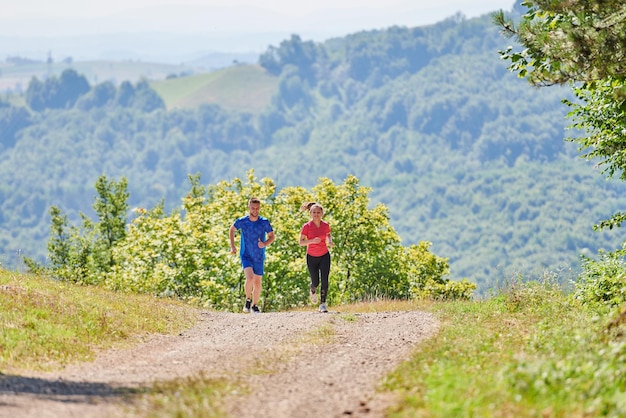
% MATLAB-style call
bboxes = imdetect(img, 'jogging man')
[229,197,275,313]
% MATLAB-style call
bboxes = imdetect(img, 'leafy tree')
[130,80,165,112]
[106,201,207,298]
[495,1,626,306]
[24,77,46,111]
[495,1,626,86]
[46,206,93,283]
[24,69,90,111]
[495,2,626,229]
[59,69,90,107]
[92,175,129,271]
[48,206,75,272]
[277,66,314,109]
[259,34,320,83]
[0,105,31,149]
[116,81,135,107]
[75,81,116,110]
[44,175,129,284]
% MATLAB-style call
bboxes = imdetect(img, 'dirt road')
[0,309,438,418]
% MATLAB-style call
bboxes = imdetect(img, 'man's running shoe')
[319,303,328,313]
[251,305,261,314]
[310,289,318,304]
[243,299,252,313]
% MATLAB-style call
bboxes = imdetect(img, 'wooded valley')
[2,5,625,295]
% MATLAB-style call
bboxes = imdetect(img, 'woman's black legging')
[307,252,331,303]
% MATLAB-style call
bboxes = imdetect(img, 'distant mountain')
[2,5,623,296]
[0,32,271,65]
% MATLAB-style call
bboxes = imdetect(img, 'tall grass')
[0,270,198,372]
[383,279,626,417]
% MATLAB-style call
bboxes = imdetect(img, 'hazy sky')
[0,0,518,61]
[2,0,515,18]
[0,0,517,34]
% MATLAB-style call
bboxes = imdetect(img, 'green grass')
[150,64,278,114]
[382,282,626,417]
[131,374,237,418]
[0,270,198,372]
[1,271,624,417]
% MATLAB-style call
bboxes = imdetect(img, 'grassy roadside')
[0,270,198,372]
[122,293,625,417]
[1,271,624,416]
[0,270,335,417]
[383,282,626,417]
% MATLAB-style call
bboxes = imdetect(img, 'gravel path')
[0,309,438,418]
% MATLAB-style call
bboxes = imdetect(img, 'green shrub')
[44,171,469,311]
[575,246,626,309]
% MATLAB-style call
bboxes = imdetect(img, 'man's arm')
[229,225,237,254]
[261,231,275,248]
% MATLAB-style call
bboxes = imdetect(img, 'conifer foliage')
[495,0,626,309]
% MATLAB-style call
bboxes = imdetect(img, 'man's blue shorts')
[242,256,264,276]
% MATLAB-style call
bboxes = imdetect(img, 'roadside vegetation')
[0,270,197,372]
[34,171,472,313]
[2,266,624,417]
[386,277,626,417]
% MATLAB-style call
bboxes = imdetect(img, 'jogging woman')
[299,202,333,313]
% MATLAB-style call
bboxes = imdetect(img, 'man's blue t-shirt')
[233,215,273,264]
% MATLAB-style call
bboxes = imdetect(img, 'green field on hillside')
[1,60,277,114]
[150,64,278,114]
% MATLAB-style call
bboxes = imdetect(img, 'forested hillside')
[1,4,625,294]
